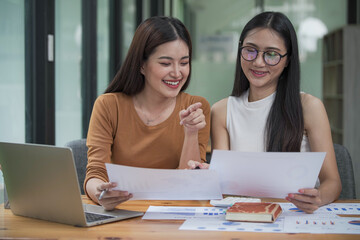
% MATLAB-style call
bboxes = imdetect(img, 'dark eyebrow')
[158,56,190,60]
[244,43,282,52]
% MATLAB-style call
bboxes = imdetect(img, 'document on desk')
[179,203,360,234]
[180,215,360,234]
[142,206,226,220]
[105,163,223,200]
[209,150,325,198]
[279,202,360,216]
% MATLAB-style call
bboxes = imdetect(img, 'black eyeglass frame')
[239,46,288,66]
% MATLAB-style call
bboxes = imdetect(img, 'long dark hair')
[231,11,303,152]
[105,16,192,94]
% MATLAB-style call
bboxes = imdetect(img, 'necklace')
[142,111,162,125]
[133,97,176,126]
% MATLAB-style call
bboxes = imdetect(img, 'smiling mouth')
[163,80,181,86]
[252,69,266,74]
[251,69,267,76]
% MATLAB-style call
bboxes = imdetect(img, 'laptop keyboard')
[85,212,115,223]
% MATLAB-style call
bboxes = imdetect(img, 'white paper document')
[178,203,360,234]
[179,217,285,233]
[280,203,360,234]
[209,150,325,198]
[105,163,223,200]
[279,202,360,216]
[283,215,360,234]
[142,206,226,220]
[180,216,360,234]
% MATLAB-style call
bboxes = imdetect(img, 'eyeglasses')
[239,46,288,66]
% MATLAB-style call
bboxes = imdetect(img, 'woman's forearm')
[178,131,201,169]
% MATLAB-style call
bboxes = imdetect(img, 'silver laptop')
[0,142,143,227]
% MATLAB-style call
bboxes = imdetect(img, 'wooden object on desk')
[1,197,360,240]
[226,202,282,223]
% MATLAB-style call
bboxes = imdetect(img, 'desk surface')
[1,197,359,240]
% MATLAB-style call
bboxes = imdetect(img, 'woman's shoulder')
[180,92,210,109]
[300,92,325,112]
[96,92,130,104]
[211,97,229,115]
[301,92,328,128]
[180,92,208,102]
[93,93,132,114]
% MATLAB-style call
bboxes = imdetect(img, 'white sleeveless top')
[227,90,310,152]
[226,90,318,187]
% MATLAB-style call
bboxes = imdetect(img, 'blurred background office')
[0,0,359,202]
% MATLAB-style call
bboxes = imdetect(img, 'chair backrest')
[65,139,88,195]
[334,143,356,199]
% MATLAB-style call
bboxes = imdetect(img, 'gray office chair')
[334,143,356,199]
[65,139,88,195]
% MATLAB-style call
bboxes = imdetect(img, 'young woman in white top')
[189,11,341,213]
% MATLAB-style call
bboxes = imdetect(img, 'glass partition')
[97,0,110,95]
[264,0,347,99]
[0,0,25,143]
[55,0,82,146]
[183,0,346,104]
[183,0,256,106]
[0,0,25,204]
[122,0,136,60]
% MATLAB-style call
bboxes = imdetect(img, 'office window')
[55,0,82,146]
[122,0,136,60]
[183,0,255,106]
[184,0,347,104]
[264,0,347,99]
[0,0,25,204]
[97,0,110,95]
[56,0,138,145]
[0,0,25,143]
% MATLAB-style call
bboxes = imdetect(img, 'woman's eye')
[246,47,257,53]
[181,62,189,66]
[266,52,278,58]
[160,63,170,66]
